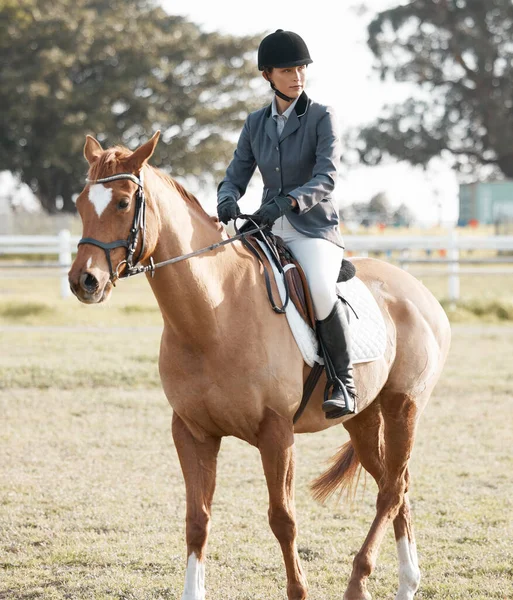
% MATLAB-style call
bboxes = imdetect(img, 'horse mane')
[149,167,222,231]
[88,144,221,229]
[149,167,216,222]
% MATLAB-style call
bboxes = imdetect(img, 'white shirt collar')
[271,96,299,120]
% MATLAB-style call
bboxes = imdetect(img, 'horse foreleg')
[258,408,308,600]
[343,392,418,600]
[172,413,221,600]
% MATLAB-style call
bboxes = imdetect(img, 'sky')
[160,0,460,226]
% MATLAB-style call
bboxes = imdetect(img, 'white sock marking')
[181,553,205,600]
[88,184,112,218]
[395,537,420,600]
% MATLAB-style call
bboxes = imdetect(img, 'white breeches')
[272,216,344,320]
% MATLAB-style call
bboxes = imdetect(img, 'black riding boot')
[317,299,357,419]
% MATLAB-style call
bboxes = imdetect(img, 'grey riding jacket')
[217,92,344,248]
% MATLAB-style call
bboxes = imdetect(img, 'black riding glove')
[254,195,296,228]
[217,197,240,224]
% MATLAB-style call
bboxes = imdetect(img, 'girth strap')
[293,362,324,424]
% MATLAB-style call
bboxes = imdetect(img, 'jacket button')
[275,167,280,172]
[275,146,279,151]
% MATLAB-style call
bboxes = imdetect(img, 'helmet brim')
[258,58,313,71]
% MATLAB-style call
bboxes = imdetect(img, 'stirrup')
[322,378,356,419]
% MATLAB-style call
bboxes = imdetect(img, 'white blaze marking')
[395,537,420,600]
[88,184,112,218]
[181,553,205,600]
[86,257,92,269]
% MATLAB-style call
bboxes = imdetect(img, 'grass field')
[1,267,513,599]
[0,263,513,327]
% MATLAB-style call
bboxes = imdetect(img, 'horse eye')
[117,198,130,210]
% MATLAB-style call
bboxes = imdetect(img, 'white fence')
[0,230,73,298]
[1,230,513,300]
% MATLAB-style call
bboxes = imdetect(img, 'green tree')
[368,191,390,222]
[356,0,513,178]
[391,203,414,227]
[0,0,263,212]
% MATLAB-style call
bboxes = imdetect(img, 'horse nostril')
[80,272,99,293]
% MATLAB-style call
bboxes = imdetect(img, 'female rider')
[217,29,355,419]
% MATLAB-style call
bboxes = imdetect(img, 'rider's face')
[265,65,307,100]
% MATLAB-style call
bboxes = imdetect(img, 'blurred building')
[459,181,513,225]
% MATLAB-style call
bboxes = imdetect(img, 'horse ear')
[84,135,104,164]
[124,131,161,171]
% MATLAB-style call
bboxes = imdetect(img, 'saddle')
[245,230,356,330]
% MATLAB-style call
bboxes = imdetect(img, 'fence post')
[399,249,410,271]
[448,228,460,305]
[58,229,72,298]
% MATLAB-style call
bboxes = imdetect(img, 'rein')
[129,216,270,279]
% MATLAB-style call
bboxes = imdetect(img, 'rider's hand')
[254,195,296,228]
[217,197,240,224]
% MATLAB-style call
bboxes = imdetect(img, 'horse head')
[68,131,161,303]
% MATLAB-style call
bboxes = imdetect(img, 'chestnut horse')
[68,132,451,600]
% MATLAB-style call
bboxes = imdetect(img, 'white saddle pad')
[258,241,387,367]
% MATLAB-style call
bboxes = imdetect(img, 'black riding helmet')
[258,30,313,102]
[257,29,313,70]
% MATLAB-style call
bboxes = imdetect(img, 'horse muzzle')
[68,266,113,304]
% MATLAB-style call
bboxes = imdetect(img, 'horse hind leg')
[393,474,420,600]
[342,401,385,600]
[311,400,385,600]
[172,413,222,600]
[258,408,308,600]
[343,391,421,600]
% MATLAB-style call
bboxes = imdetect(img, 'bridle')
[79,172,148,283]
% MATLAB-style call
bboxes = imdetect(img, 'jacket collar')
[294,91,309,117]
[265,91,309,118]
[264,92,310,143]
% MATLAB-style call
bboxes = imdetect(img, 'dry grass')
[1,322,513,599]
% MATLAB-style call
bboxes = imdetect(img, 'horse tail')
[310,440,363,504]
